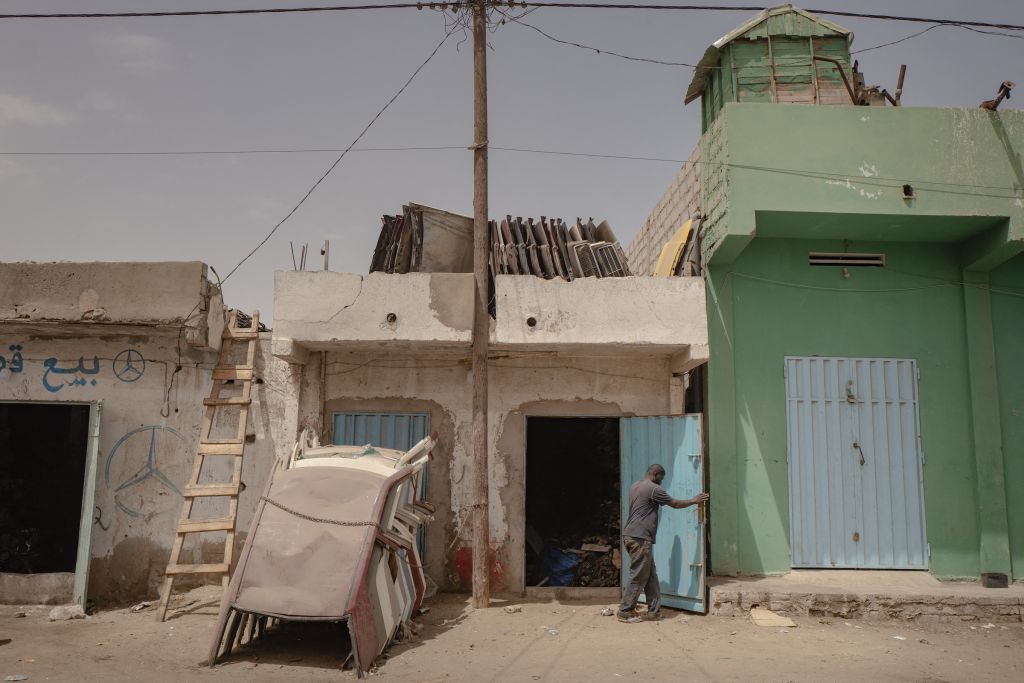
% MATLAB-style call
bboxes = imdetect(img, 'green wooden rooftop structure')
[685,4,855,131]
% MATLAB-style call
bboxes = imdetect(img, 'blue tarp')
[539,546,579,587]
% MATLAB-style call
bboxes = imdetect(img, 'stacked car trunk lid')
[208,433,438,678]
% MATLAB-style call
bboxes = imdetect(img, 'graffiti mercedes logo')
[112,349,145,383]
[105,426,186,518]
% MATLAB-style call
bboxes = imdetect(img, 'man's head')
[645,464,666,485]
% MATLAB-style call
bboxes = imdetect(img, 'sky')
[0,0,1021,322]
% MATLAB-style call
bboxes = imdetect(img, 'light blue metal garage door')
[785,357,928,569]
[621,415,706,613]
[332,412,430,452]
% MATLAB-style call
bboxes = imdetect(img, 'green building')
[683,6,1023,582]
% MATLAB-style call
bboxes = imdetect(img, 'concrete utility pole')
[470,0,491,610]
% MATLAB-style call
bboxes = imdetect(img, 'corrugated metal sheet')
[621,415,705,613]
[333,412,430,452]
[785,357,927,569]
[744,11,846,40]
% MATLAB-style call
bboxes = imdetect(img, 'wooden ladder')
[156,309,260,622]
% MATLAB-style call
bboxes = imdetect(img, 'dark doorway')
[0,403,90,573]
[525,417,620,587]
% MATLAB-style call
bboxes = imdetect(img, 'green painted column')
[962,270,1012,577]
[707,266,739,574]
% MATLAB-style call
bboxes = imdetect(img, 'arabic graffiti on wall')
[0,343,147,393]
[0,345,25,373]
[42,356,101,392]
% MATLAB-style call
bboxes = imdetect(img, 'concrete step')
[708,571,1024,623]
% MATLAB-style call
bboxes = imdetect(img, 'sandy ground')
[1,587,1021,682]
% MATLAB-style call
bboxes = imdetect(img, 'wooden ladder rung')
[183,483,240,498]
[157,310,257,624]
[198,443,245,456]
[203,396,252,406]
[177,518,237,533]
[165,563,230,575]
[213,367,253,381]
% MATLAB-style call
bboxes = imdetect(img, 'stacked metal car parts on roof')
[369,203,632,278]
[490,216,631,280]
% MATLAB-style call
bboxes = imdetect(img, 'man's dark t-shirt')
[622,479,673,543]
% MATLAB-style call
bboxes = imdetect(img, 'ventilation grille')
[809,252,886,267]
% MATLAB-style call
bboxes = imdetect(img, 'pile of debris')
[368,203,633,280]
[528,497,622,588]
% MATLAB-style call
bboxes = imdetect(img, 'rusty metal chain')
[259,496,383,530]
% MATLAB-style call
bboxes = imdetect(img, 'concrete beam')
[494,275,708,351]
[273,271,473,347]
[960,222,1024,272]
[670,344,709,375]
[271,337,309,365]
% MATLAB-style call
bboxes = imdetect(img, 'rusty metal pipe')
[895,64,906,105]
[812,55,857,105]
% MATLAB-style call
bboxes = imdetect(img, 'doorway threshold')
[708,570,1024,622]
[0,572,74,605]
[524,586,620,601]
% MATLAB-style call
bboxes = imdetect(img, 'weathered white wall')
[300,349,679,594]
[494,275,708,353]
[0,262,299,604]
[0,261,224,350]
[274,268,710,593]
[273,271,473,349]
[0,330,295,603]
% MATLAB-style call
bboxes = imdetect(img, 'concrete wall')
[626,145,701,276]
[296,349,680,593]
[273,271,473,350]
[700,103,1024,581]
[0,331,293,604]
[494,275,707,358]
[0,262,294,604]
[0,261,224,350]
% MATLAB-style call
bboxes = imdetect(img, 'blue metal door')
[333,412,430,452]
[785,357,927,569]
[620,415,705,613]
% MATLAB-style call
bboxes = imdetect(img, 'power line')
[515,4,1024,32]
[220,26,458,284]
[0,2,1021,33]
[852,22,1024,55]
[498,9,1022,69]
[851,24,942,55]
[4,144,1021,195]
[0,146,469,156]
[496,8,699,66]
[0,3,429,19]
[0,143,688,161]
